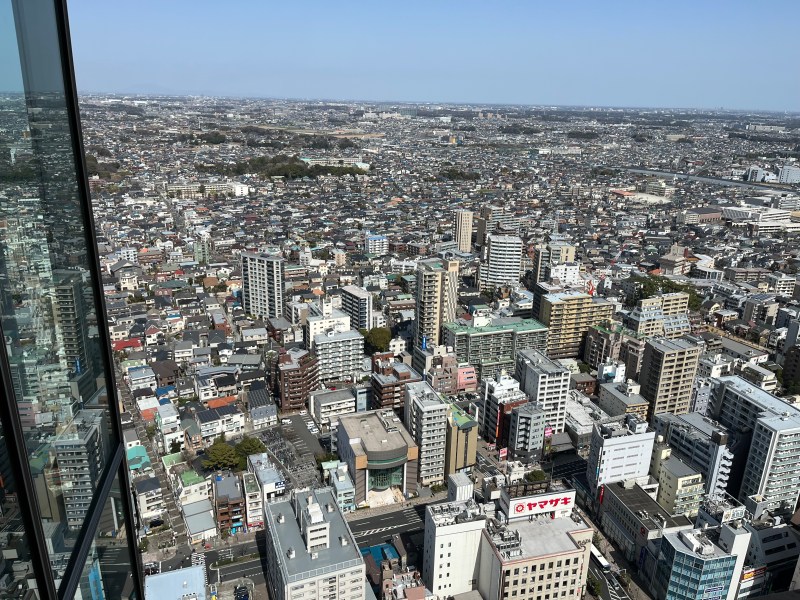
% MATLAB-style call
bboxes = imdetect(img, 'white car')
[281,418,291,425]
[299,410,307,416]
[309,427,320,434]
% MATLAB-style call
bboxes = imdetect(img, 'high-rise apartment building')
[405,382,449,486]
[340,285,373,331]
[0,2,141,596]
[515,349,570,433]
[639,338,701,422]
[531,240,576,283]
[241,251,285,320]
[312,330,365,383]
[652,412,734,497]
[538,291,615,359]
[453,209,474,253]
[443,313,548,380]
[623,293,691,339]
[478,234,523,292]
[474,204,520,247]
[710,376,800,514]
[414,258,459,350]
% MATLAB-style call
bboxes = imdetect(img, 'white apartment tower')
[241,251,285,320]
[454,209,474,253]
[405,382,449,486]
[479,234,523,292]
[515,348,570,433]
[414,258,459,350]
[340,285,373,331]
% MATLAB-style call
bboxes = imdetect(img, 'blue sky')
[66,0,799,111]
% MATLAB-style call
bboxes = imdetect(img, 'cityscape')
[2,2,800,600]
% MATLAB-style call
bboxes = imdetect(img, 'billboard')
[499,447,508,460]
[508,490,576,517]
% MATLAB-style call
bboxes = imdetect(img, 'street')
[589,564,632,600]
[348,505,426,548]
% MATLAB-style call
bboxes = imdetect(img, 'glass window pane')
[1,0,117,583]
[76,474,138,599]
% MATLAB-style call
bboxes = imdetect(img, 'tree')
[145,424,156,441]
[169,439,182,454]
[202,440,240,471]
[524,469,547,482]
[235,436,266,459]
[364,327,391,354]
[587,574,601,596]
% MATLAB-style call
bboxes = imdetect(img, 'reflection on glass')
[1,0,117,587]
[77,475,138,600]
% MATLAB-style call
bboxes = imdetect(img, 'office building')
[443,313,548,380]
[586,415,655,492]
[710,376,800,514]
[370,359,423,411]
[240,251,285,320]
[0,3,141,596]
[337,411,419,506]
[243,472,263,529]
[478,234,523,292]
[538,291,615,359]
[313,329,365,383]
[653,412,734,497]
[423,499,487,596]
[263,488,366,600]
[480,372,529,448]
[404,382,449,487]
[144,566,208,600]
[340,285,373,331]
[478,485,592,600]
[515,349,570,433]
[651,526,749,600]
[639,338,701,421]
[414,258,459,349]
[454,209,474,253]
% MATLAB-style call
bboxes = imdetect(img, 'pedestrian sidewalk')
[345,489,448,521]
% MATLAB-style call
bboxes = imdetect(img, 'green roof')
[162,452,184,469]
[180,469,205,487]
[127,446,151,472]
[444,317,547,335]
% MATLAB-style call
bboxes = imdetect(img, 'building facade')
[240,251,285,320]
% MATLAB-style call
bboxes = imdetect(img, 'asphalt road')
[348,505,426,548]
[281,414,324,456]
[589,564,631,600]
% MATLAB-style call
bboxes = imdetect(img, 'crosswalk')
[351,509,423,541]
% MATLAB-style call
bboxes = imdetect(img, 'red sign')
[509,490,576,517]
[499,447,508,460]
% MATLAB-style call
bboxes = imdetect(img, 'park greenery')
[628,275,703,310]
[197,154,366,179]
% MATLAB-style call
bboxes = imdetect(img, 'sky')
[65,0,799,112]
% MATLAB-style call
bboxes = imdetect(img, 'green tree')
[235,436,267,459]
[145,424,156,441]
[364,327,391,354]
[202,439,240,471]
[524,469,547,482]
[169,439,182,454]
[587,574,601,596]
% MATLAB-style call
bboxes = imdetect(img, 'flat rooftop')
[508,513,592,558]
[265,488,363,583]
[338,410,416,458]
[605,481,693,531]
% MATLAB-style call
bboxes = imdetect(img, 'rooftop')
[144,566,207,600]
[265,488,363,583]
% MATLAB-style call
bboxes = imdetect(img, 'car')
[281,418,291,425]
[149,518,164,528]
[309,427,320,434]
[299,410,307,416]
